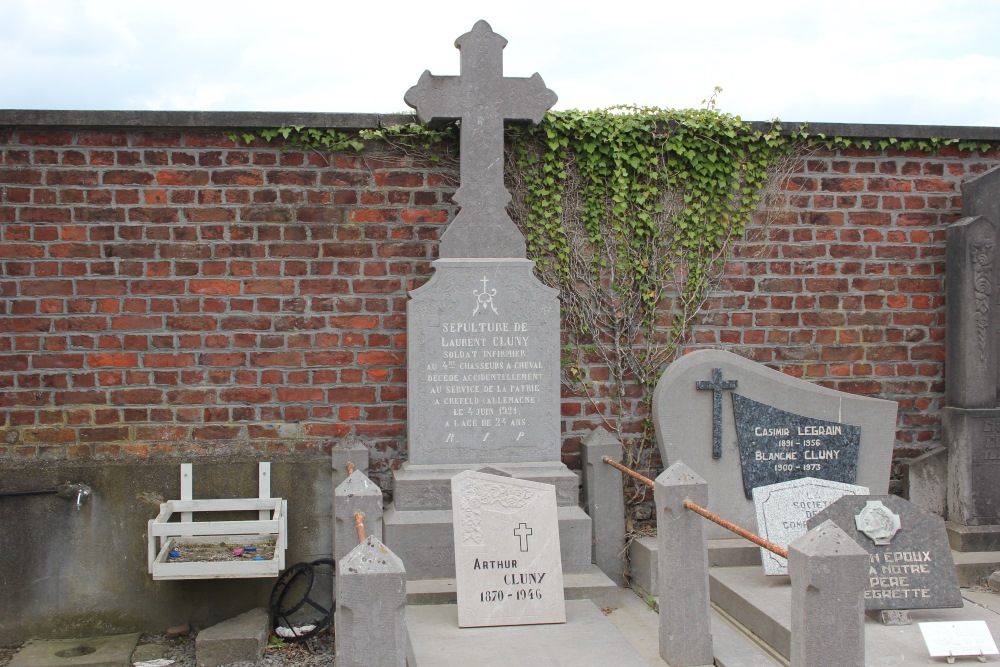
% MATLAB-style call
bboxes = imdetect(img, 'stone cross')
[405,20,557,259]
[695,367,737,459]
[514,522,533,552]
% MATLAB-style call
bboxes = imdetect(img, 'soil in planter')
[167,539,277,562]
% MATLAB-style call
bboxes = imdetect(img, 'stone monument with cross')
[383,21,595,581]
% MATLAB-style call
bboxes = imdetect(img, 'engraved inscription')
[980,420,1000,463]
[970,239,994,363]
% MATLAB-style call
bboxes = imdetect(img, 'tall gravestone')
[653,349,897,540]
[383,21,593,579]
[944,164,1000,550]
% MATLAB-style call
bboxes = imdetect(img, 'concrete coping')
[1,110,999,142]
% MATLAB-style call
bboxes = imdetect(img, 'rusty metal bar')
[600,455,788,560]
[355,512,366,543]
[682,499,788,559]
[346,461,355,476]
[601,455,655,488]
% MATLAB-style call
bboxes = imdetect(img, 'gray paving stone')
[194,608,268,667]
[10,634,138,667]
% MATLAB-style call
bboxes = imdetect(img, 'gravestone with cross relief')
[383,21,595,582]
[451,470,566,627]
[653,349,897,540]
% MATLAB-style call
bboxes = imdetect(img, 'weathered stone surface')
[904,446,947,518]
[808,495,962,610]
[451,471,565,627]
[10,634,139,667]
[336,536,407,667]
[407,259,560,465]
[654,349,897,539]
[946,407,1000,526]
[194,608,268,667]
[946,215,996,409]
[581,429,628,586]
[753,477,868,575]
[333,469,383,562]
[655,462,713,667]
[405,20,556,259]
[331,434,369,489]
[788,520,868,667]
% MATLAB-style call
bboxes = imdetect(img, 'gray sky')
[2,0,999,127]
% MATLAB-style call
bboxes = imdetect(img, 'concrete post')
[336,536,407,667]
[330,435,372,558]
[581,428,628,586]
[333,470,383,563]
[655,461,713,667]
[788,519,868,667]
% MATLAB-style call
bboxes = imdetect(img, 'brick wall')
[1,114,999,488]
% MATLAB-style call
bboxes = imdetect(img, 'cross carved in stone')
[695,368,738,460]
[405,20,557,259]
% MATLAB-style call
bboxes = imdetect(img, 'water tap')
[56,482,93,509]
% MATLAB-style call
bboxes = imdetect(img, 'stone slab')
[406,600,651,667]
[904,445,947,518]
[451,471,565,627]
[948,522,1000,552]
[710,565,1000,663]
[404,565,620,608]
[384,503,592,579]
[952,550,1000,587]
[654,349,896,539]
[732,394,861,497]
[9,634,139,667]
[753,477,868,575]
[391,462,580,511]
[194,607,269,667]
[945,407,1000,526]
[407,259,561,465]
[809,494,962,610]
[629,537,761,598]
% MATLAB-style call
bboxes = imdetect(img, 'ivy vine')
[230,107,998,520]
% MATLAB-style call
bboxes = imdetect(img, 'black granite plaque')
[807,495,962,611]
[731,393,860,499]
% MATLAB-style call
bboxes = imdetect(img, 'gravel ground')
[0,627,335,667]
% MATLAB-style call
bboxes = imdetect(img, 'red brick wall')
[1,121,999,486]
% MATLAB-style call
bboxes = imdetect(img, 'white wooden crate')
[147,462,287,580]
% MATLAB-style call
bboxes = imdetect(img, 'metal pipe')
[600,456,788,559]
[355,512,366,543]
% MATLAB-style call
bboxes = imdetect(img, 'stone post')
[333,470,383,563]
[655,461,713,667]
[331,436,370,553]
[581,429,627,586]
[336,536,407,667]
[788,519,868,667]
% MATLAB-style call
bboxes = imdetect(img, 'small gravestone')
[654,349,897,539]
[753,477,869,575]
[451,470,565,627]
[807,495,962,610]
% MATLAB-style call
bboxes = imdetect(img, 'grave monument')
[944,164,1000,550]
[383,20,593,580]
[653,348,898,540]
[808,494,962,611]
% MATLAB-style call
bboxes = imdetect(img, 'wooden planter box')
[147,463,287,580]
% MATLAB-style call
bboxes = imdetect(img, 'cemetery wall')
[2,111,1000,485]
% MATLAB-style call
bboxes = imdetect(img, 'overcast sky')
[2,0,999,128]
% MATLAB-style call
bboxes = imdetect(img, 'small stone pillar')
[655,461,713,667]
[581,428,627,586]
[333,470,383,562]
[336,536,407,667]
[332,435,369,489]
[788,519,868,667]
